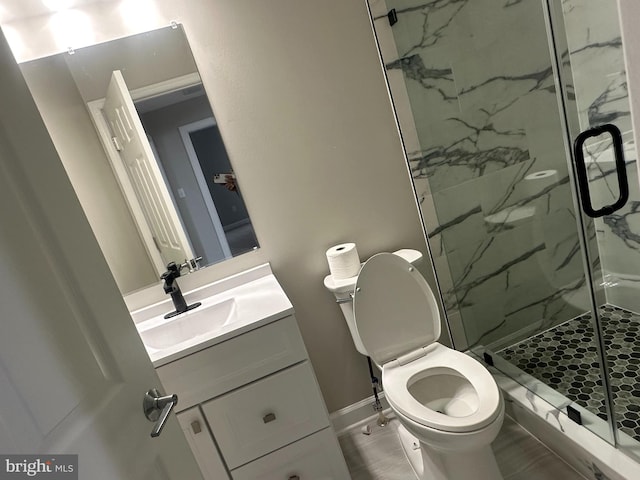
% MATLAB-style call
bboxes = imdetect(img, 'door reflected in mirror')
[20,25,258,294]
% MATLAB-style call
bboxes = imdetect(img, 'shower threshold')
[499,304,640,443]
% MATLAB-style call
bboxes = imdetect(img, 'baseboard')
[329,392,390,435]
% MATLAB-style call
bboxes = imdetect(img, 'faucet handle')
[160,261,181,282]
[183,257,203,273]
[166,261,181,274]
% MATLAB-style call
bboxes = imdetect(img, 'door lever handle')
[143,388,178,438]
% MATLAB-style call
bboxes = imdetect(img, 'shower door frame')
[541,0,619,447]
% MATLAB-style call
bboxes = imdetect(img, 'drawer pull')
[191,420,202,434]
[263,412,277,424]
[288,476,300,480]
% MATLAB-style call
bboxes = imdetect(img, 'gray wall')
[152,0,436,413]
[13,0,435,413]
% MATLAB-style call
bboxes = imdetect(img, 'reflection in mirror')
[21,25,258,294]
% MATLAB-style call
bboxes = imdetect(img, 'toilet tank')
[324,249,423,356]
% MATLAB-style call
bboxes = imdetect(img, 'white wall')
[4,0,436,412]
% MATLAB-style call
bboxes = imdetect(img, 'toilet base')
[397,425,503,480]
[397,423,423,478]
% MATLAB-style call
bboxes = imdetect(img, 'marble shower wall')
[560,0,640,313]
[369,0,594,350]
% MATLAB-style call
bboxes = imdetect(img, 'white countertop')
[131,263,294,367]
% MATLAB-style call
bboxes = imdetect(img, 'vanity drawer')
[157,316,307,410]
[231,428,350,480]
[202,361,329,469]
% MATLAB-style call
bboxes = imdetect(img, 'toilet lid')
[353,253,441,366]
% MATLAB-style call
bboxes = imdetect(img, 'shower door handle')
[573,123,629,218]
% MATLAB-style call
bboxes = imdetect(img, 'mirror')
[20,25,259,294]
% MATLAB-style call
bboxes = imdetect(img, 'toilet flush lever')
[143,388,178,438]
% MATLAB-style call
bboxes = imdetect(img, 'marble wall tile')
[444,308,468,350]
[539,209,586,282]
[374,0,599,350]
[379,0,612,352]
[430,184,486,252]
[431,253,455,305]
[561,0,640,312]
[411,175,431,207]
[562,0,630,133]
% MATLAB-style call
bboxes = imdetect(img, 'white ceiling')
[0,0,110,24]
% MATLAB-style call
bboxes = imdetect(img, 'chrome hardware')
[262,413,277,424]
[335,291,357,304]
[143,388,178,438]
[182,256,203,273]
[189,256,203,272]
[191,420,202,434]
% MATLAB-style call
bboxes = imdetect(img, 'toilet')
[325,250,504,480]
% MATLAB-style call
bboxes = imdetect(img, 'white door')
[103,70,194,268]
[0,35,203,480]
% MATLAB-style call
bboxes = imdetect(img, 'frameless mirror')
[20,25,258,294]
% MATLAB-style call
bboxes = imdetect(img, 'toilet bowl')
[327,251,504,480]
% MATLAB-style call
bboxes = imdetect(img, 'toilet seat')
[382,343,502,432]
[353,253,441,366]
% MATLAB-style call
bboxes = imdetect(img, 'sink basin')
[138,298,237,350]
[129,263,294,367]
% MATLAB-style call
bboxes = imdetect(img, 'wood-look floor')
[338,413,587,479]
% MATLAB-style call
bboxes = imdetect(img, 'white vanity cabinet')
[176,407,227,478]
[156,314,351,479]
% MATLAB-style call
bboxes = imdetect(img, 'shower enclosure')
[368,0,640,457]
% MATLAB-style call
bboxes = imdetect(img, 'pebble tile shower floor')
[500,305,640,441]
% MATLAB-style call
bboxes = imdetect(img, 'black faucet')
[161,262,201,319]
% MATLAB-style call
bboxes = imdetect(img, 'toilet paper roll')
[523,169,559,195]
[326,243,360,280]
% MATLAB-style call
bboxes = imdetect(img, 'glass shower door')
[367,0,630,446]
[548,0,640,457]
